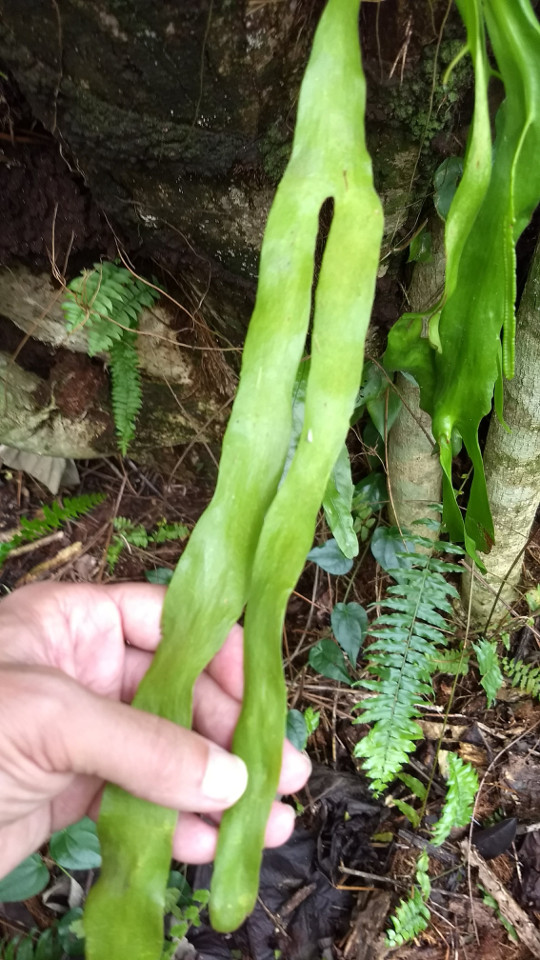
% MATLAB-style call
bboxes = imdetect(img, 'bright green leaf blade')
[322,443,358,558]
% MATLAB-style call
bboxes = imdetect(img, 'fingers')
[193,671,312,793]
[106,583,166,650]
[3,666,248,816]
[171,800,296,864]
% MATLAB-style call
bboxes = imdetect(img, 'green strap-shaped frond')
[85,0,382,954]
[384,0,540,560]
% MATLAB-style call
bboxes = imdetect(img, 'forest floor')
[1,455,540,960]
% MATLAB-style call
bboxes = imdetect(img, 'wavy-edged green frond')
[385,851,431,948]
[501,656,540,699]
[109,334,142,456]
[0,493,105,568]
[354,541,462,795]
[473,638,504,706]
[432,754,478,846]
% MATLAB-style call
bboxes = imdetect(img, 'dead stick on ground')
[465,843,540,957]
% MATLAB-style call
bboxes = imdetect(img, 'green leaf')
[370,525,415,573]
[0,854,49,902]
[331,602,367,664]
[35,928,62,960]
[352,472,387,513]
[50,817,101,870]
[366,386,402,439]
[57,908,85,957]
[473,638,503,707]
[167,872,192,907]
[286,709,308,751]
[145,567,174,585]
[408,227,432,263]
[308,638,352,685]
[397,772,427,800]
[432,754,478,846]
[304,706,320,735]
[307,539,353,575]
[392,798,421,828]
[15,938,35,960]
[322,444,358,559]
[434,156,463,220]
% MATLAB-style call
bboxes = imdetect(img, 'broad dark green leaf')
[35,928,62,960]
[353,472,387,512]
[367,387,402,439]
[145,567,174,585]
[50,817,101,871]
[57,908,85,957]
[308,638,352,685]
[331,602,367,664]
[286,709,308,751]
[15,938,34,960]
[408,227,432,263]
[370,526,415,573]
[434,157,463,220]
[322,444,358,559]
[0,854,49,903]
[307,539,353,575]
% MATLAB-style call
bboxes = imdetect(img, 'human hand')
[0,582,311,879]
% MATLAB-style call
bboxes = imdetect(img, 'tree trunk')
[461,237,540,628]
[387,218,445,536]
[0,1,473,458]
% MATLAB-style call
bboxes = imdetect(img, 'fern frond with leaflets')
[385,851,430,948]
[431,754,478,846]
[62,261,160,453]
[0,493,105,568]
[501,656,540,699]
[354,538,463,795]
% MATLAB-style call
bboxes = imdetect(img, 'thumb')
[11,665,248,814]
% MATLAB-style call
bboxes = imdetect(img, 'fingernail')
[202,748,248,804]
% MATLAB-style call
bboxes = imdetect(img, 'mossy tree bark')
[462,237,540,628]
[0,1,473,458]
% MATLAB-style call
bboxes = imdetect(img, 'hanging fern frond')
[109,333,143,455]
[62,261,160,454]
[501,656,540,699]
[0,493,105,568]
[431,754,478,846]
[385,851,431,948]
[354,538,463,795]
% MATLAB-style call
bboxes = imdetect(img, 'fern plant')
[353,537,463,795]
[431,754,478,846]
[385,850,430,948]
[62,262,160,454]
[0,493,105,568]
[107,517,189,572]
[501,655,540,699]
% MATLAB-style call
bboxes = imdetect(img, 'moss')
[382,37,473,146]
